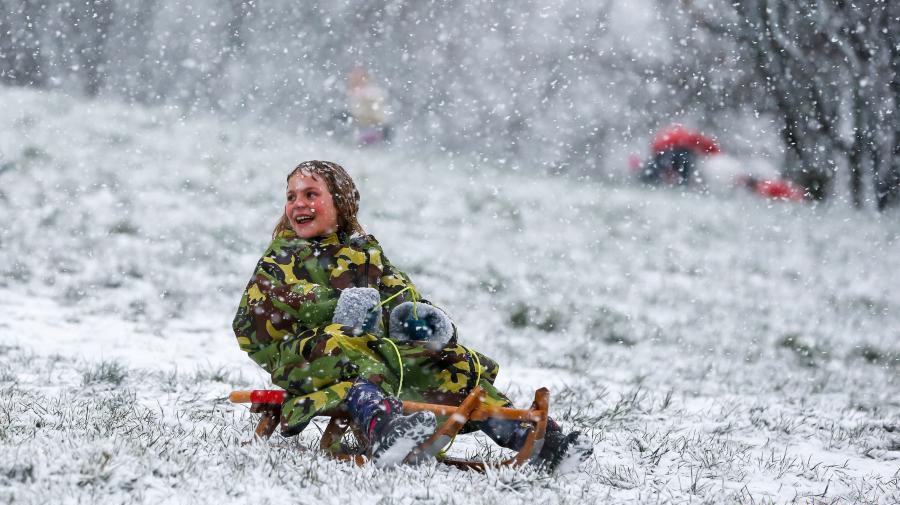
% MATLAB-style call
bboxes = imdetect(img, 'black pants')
[642,148,696,186]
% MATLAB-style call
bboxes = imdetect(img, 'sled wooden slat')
[228,385,551,472]
[435,387,549,471]
[248,403,282,438]
[320,417,351,454]
[513,388,549,466]
[403,399,544,423]
[403,385,485,465]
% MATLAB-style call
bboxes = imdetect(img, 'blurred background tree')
[666,0,900,208]
[1,0,897,209]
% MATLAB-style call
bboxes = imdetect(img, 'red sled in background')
[736,175,807,202]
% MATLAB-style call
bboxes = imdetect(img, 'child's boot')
[344,380,436,467]
[368,410,436,467]
[533,429,593,474]
[477,417,592,474]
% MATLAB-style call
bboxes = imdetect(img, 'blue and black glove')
[388,302,453,347]
[333,287,382,335]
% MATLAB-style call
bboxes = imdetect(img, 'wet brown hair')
[272,160,365,238]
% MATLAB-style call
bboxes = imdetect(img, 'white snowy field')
[1,87,898,505]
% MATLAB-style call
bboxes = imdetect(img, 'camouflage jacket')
[232,229,449,369]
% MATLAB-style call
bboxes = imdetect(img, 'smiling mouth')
[294,215,314,224]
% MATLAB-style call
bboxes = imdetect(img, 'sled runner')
[228,386,550,471]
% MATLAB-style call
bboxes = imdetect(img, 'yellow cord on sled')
[382,337,404,396]
[374,285,415,396]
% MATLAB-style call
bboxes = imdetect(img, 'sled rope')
[381,337,405,395]
[374,285,417,395]
[438,433,457,459]
[377,285,411,308]
[463,345,483,386]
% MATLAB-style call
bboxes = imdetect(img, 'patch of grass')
[595,464,644,489]
[776,333,827,368]
[76,449,114,488]
[13,114,37,129]
[2,261,31,282]
[550,383,610,425]
[109,221,139,235]
[81,360,128,386]
[64,286,88,303]
[750,407,807,436]
[820,418,870,449]
[587,307,637,347]
[0,344,20,356]
[0,160,15,176]
[191,364,234,383]
[576,386,650,428]
[476,266,509,295]
[155,368,181,393]
[21,145,48,160]
[7,348,39,367]
[463,191,522,227]
[507,302,565,332]
[0,369,16,383]
[2,463,34,483]
[127,300,147,318]
[848,295,890,317]
[850,344,899,368]
[0,387,14,435]
[106,133,131,145]
[631,429,675,466]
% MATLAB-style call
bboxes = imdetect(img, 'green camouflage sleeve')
[232,237,338,356]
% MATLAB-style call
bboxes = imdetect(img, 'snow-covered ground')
[1,88,898,504]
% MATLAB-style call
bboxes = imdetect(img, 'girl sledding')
[231,160,592,471]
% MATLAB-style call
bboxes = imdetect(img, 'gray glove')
[333,287,382,334]
[389,302,453,346]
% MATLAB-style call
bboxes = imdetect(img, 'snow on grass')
[1,87,899,504]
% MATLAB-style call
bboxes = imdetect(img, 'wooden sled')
[228,386,550,471]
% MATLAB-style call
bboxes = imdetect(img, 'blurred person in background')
[639,124,720,186]
[346,67,392,146]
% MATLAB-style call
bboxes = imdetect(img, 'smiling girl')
[233,160,590,469]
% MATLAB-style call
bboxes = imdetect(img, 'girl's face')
[284,172,339,238]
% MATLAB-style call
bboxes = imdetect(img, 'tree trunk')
[755,1,832,200]
[880,6,900,209]
[848,93,865,209]
[0,0,45,87]
[847,48,869,208]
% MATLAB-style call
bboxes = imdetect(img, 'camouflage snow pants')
[253,323,513,435]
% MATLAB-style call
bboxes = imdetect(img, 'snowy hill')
[1,88,898,504]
